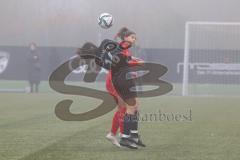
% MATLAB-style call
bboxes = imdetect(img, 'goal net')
[182,21,240,96]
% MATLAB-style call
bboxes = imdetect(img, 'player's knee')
[125,98,136,106]
[125,99,138,114]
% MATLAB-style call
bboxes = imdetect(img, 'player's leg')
[112,70,145,149]
[110,96,120,135]
[111,72,137,149]
[118,105,126,136]
[119,99,138,149]
[106,96,121,147]
[119,97,145,148]
[106,96,127,148]
[127,100,145,147]
[110,110,119,135]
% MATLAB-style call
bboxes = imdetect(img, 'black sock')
[122,114,131,138]
[130,113,139,137]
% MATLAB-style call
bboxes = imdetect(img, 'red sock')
[111,110,119,135]
[119,106,127,134]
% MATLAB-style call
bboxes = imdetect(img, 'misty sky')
[0,0,240,49]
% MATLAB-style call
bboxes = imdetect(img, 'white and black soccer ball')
[98,13,113,29]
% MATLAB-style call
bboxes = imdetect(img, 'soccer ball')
[98,13,113,29]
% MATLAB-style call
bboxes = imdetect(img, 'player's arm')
[128,56,144,66]
[95,39,121,70]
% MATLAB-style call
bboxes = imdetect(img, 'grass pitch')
[0,90,240,160]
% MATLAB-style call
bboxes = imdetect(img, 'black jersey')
[96,39,132,74]
[96,39,136,101]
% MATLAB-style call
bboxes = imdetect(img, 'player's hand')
[129,56,144,66]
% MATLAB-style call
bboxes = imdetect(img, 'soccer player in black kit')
[96,27,146,149]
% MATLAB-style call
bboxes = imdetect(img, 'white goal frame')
[182,21,240,96]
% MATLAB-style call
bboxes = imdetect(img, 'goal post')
[182,21,240,96]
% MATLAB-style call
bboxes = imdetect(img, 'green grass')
[0,91,240,160]
[1,80,240,96]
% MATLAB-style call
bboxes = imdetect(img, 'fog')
[0,0,240,48]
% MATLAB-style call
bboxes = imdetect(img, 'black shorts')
[112,69,137,101]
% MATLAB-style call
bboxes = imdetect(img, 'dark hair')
[76,42,97,56]
[115,27,135,40]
